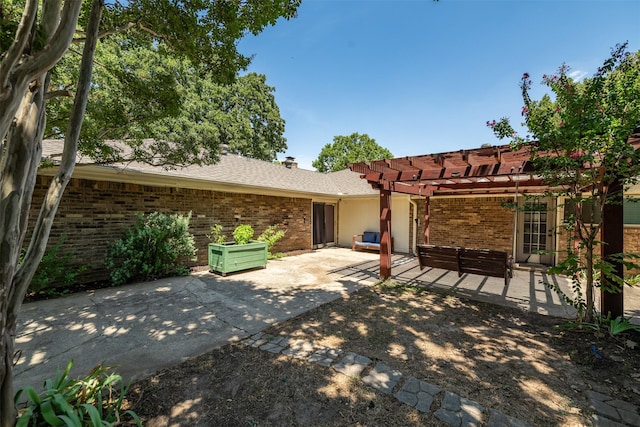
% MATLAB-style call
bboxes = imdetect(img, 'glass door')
[517,199,555,265]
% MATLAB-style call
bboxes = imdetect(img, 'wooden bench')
[417,244,513,286]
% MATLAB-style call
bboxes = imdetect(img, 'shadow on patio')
[332,254,579,319]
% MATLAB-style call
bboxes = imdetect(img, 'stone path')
[242,332,640,427]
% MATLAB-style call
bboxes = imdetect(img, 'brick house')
[33,140,640,284]
[34,140,419,284]
[414,192,640,268]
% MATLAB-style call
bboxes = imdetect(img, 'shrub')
[257,225,286,258]
[15,360,141,427]
[105,212,197,286]
[232,224,254,245]
[208,223,227,244]
[24,235,87,296]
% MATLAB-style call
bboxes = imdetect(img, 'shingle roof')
[41,140,377,197]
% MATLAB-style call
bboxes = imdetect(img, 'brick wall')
[29,176,312,284]
[554,226,640,276]
[416,196,515,254]
[625,227,640,275]
[626,227,640,256]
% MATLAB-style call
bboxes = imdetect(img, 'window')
[562,198,601,224]
[625,198,640,225]
[563,197,640,225]
[523,202,547,254]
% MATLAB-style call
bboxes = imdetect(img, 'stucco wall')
[338,195,412,254]
[29,176,312,284]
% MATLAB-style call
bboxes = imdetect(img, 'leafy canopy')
[48,36,288,165]
[312,132,393,173]
[488,43,640,323]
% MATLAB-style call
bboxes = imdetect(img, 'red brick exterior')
[625,227,640,275]
[29,176,312,283]
[626,227,640,255]
[416,196,516,255]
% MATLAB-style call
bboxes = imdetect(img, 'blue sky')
[238,0,640,170]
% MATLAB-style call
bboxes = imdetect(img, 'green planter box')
[208,241,268,276]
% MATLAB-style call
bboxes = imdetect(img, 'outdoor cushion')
[354,241,380,248]
[363,231,377,243]
[375,232,381,244]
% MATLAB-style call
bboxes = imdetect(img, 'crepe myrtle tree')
[488,43,640,324]
[0,0,300,424]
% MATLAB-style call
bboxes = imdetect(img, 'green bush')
[105,212,197,286]
[257,225,286,258]
[25,236,87,296]
[208,223,226,244]
[15,360,141,427]
[232,224,255,245]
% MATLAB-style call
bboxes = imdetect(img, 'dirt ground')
[126,281,640,426]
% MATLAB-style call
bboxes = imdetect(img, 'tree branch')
[15,0,104,300]
[44,89,73,99]
[17,0,83,83]
[0,0,38,100]
[74,21,137,42]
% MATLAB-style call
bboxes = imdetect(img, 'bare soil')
[127,282,640,426]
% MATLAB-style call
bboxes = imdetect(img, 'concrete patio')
[14,247,640,393]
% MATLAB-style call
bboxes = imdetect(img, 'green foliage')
[23,236,86,296]
[257,225,286,258]
[488,43,640,323]
[208,224,227,245]
[105,212,196,286]
[233,224,255,245]
[312,132,393,172]
[14,360,141,427]
[608,315,640,335]
[50,38,288,165]
[555,314,640,336]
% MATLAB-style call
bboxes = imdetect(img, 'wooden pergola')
[350,135,640,319]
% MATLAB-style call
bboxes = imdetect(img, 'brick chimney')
[283,156,298,169]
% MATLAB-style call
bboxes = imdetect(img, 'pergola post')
[380,184,392,280]
[424,196,431,244]
[601,177,624,318]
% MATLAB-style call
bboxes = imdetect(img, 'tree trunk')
[585,240,595,323]
[0,77,47,427]
[0,2,100,424]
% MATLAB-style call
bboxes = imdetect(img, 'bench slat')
[417,244,512,286]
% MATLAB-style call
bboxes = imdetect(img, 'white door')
[517,198,555,265]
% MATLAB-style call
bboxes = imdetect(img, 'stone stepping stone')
[362,362,403,394]
[308,346,343,367]
[587,390,640,427]
[394,376,441,413]
[281,339,316,359]
[333,352,372,377]
[434,391,484,427]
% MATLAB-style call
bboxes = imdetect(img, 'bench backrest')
[417,244,511,284]
[417,245,459,271]
[458,248,508,277]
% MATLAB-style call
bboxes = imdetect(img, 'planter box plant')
[207,224,268,275]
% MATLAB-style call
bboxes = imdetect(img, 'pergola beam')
[349,137,640,287]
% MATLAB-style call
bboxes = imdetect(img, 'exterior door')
[517,198,555,265]
[312,203,335,248]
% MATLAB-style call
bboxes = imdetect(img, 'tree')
[488,43,640,324]
[312,132,393,173]
[0,1,300,424]
[50,36,288,163]
[155,71,287,162]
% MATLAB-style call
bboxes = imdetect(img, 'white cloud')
[569,70,589,81]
